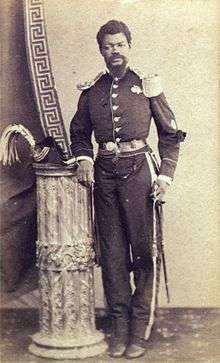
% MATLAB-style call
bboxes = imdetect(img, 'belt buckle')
[105,141,117,152]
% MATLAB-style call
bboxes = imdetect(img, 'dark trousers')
[94,151,161,343]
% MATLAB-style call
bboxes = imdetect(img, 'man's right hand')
[77,160,94,187]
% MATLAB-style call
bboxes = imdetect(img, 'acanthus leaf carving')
[36,239,96,271]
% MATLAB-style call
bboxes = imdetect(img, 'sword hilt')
[151,181,166,205]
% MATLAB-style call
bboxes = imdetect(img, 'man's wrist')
[157,174,172,186]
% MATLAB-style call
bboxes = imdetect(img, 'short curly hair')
[96,20,132,50]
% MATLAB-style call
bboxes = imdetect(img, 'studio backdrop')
[1,0,219,307]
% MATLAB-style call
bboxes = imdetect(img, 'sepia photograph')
[0,0,219,362]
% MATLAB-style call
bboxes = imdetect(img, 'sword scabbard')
[151,185,171,304]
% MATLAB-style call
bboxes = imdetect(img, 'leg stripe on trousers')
[144,152,158,340]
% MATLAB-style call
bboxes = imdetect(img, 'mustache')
[110,54,125,61]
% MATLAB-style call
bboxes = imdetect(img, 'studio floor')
[1,308,220,363]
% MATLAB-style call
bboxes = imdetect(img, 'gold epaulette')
[77,71,105,91]
[132,67,163,97]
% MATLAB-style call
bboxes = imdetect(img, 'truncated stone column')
[29,164,107,359]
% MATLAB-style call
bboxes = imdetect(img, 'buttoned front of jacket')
[88,71,152,143]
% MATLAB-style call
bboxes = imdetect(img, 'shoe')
[109,342,127,358]
[125,343,146,359]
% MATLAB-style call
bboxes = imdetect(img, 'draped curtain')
[0,0,44,291]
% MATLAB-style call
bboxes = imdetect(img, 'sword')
[151,182,170,304]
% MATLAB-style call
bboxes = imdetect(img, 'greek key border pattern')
[24,0,71,156]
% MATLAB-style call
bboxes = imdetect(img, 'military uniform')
[70,67,184,345]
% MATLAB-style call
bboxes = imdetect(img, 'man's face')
[100,32,130,71]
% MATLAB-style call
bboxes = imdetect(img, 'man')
[70,20,185,359]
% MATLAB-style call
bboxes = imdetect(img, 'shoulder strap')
[77,71,105,91]
[131,67,163,97]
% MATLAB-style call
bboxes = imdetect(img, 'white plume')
[0,124,36,166]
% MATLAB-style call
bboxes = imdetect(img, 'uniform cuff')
[157,174,172,186]
[63,156,76,165]
[77,156,94,165]
[159,157,177,179]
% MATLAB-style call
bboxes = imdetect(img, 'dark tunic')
[70,68,180,178]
